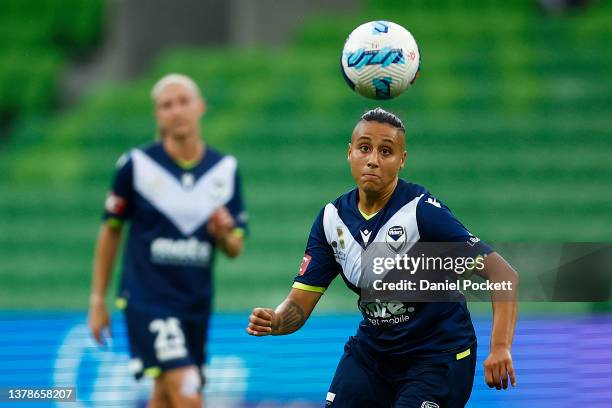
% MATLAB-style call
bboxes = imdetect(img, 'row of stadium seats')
[0,0,104,124]
[0,0,610,311]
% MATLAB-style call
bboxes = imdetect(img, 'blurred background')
[0,0,611,406]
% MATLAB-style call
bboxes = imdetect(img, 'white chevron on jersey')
[370,195,422,245]
[321,195,423,287]
[131,149,236,235]
[322,203,363,287]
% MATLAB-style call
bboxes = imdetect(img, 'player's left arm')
[477,252,519,390]
[209,163,247,258]
[417,194,518,390]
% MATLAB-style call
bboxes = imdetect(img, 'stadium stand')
[0,0,611,312]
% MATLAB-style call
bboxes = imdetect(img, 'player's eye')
[359,145,370,153]
[381,148,392,156]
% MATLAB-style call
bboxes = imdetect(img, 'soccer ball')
[341,21,420,100]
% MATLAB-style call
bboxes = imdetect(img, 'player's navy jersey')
[103,142,247,319]
[293,179,492,362]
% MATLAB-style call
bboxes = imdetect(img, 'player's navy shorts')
[326,337,476,408]
[123,302,210,381]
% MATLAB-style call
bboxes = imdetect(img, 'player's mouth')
[172,121,189,128]
[361,173,381,181]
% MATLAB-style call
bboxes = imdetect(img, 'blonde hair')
[151,73,202,102]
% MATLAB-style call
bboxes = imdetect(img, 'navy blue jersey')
[294,179,491,362]
[103,142,247,319]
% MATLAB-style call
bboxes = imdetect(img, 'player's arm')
[416,194,518,390]
[88,222,123,345]
[207,206,244,258]
[246,287,322,336]
[246,207,335,336]
[212,165,248,258]
[477,252,519,390]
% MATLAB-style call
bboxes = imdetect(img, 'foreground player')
[247,108,518,407]
[89,74,247,407]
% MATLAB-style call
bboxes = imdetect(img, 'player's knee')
[163,366,202,407]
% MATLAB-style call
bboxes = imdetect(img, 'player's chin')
[359,178,384,192]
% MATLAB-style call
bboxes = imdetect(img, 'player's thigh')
[149,378,171,408]
[393,350,476,408]
[161,365,202,408]
[327,347,393,408]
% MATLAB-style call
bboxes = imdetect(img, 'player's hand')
[88,302,112,346]
[246,307,276,336]
[207,207,235,240]
[484,346,516,390]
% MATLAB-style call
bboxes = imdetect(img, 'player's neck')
[163,133,205,163]
[358,178,397,216]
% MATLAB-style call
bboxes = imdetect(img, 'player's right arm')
[89,222,123,345]
[88,153,133,345]
[246,205,340,337]
[246,288,322,336]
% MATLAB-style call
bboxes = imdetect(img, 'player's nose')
[366,150,380,167]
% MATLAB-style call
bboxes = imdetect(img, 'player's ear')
[347,142,352,161]
[400,150,407,169]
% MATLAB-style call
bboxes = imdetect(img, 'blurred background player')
[88,73,247,407]
[247,108,518,407]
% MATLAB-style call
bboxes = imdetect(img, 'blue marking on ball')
[372,21,389,35]
[373,77,393,99]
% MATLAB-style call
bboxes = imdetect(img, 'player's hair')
[151,73,202,102]
[360,107,405,134]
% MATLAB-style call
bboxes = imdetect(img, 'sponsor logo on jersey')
[421,402,440,408]
[467,236,481,247]
[360,229,372,247]
[150,237,211,266]
[105,192,127,216]
[298,254,312,275]
[181,173,195,189]
[331,241,346,262]
[426,197,441,208]
[359,300,415,326]
[237,211,248,224]
[385,225,407,253]
[115,153,128,169]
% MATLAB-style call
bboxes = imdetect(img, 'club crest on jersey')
[386,226,407,253]
[421,402,440,408]
[210,178,230,201]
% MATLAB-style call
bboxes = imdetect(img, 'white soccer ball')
[341,21,420,100]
